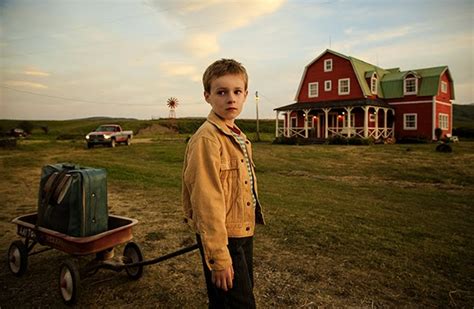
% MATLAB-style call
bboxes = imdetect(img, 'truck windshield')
[95,126,117,132]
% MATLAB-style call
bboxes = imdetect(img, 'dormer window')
[404,74,418,95]
[370,73,378,94]
[324,59,333,72]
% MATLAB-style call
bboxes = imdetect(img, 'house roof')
[274,98,392,112]
[380,66,454,99]
[294,49,454,101]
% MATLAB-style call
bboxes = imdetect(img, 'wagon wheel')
[123,242,143,280]
[8,240,28,277]
[59,259,80,305]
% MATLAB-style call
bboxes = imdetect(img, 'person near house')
[182,59,265,308]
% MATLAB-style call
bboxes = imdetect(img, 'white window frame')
[308,82,319,98]
[404,77,417,95]
[439,113,449,130]
[324,80,332,91]
[441,81,448,93]
[371,75,378,94]
[338,78,350,95]
[403,113,417,130]
[324,59,333,72]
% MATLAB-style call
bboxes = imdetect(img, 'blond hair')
[202,59,248,93]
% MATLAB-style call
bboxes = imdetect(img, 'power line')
[0,85,157,106]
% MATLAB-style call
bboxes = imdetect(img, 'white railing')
[277,126,394,139]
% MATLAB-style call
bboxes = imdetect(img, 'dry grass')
[1,138,473,307]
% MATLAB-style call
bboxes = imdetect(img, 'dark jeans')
[196,235,256,309]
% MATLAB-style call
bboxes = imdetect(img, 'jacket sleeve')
[183,136,231,271]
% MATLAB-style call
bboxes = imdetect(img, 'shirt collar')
[206,110,246,139]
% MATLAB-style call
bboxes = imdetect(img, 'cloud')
[4,80,48,89]
[159,62,201,81]
[148,0,285,57]
[24,70,50,76]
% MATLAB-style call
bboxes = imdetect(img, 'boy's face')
[204,74,248,125]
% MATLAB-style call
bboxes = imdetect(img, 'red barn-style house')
[274,49,454,141]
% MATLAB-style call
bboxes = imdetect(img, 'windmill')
[167,97,179,119]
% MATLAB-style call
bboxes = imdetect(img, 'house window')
[308,82,318,98]
[324,59,333,72]
[338,78,350,95]
[441,81,448,93]
[291,116,297,128]
[404,77,417,95]
[403,113,417,130]
[371,75,378,94]
[324,80,332,91]
[439,113,449,130]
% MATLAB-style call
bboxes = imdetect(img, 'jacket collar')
[206,110,246,138]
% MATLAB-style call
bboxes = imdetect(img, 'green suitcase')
[37,163,108,237]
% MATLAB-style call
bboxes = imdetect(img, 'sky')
[0,0,473,120]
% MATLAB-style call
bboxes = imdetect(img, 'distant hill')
[453,103,474,138]
[453,103,474,128]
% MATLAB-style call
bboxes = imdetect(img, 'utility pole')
[255,91,260,142]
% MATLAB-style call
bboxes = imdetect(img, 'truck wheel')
[87,143,93,149]
[125,137,131,146]
[110,139,116,148]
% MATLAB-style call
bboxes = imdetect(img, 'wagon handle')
[122,243,199,269]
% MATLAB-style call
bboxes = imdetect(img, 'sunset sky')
[1,0,473,120]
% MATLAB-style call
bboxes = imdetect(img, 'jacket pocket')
[220,158,242,221]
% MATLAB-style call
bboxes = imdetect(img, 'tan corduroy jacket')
[182,111,265,271]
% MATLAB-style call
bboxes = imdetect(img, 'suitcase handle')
[62,163,76,169]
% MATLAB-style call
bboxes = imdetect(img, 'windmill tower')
[167,97,179,119]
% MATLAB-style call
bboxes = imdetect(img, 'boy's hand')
[211,265,234,291]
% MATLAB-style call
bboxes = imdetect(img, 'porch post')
[323,108,330,138]
[383,108,388,138]
[363,106,369,138]
[286,112,290,137]
[303,109,311,138]
[374,107,380,139]
[392,110,395,138]
[275,111,279,137]
[345,106,354,137]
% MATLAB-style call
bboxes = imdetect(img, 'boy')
[182,59,265,308]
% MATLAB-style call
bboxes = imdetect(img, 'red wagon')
[7,213,198,305]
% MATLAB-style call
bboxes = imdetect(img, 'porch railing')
[277,127,394,139]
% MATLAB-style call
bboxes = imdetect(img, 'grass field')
[1,130,473,307]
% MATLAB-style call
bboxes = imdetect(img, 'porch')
[274,99,395,140]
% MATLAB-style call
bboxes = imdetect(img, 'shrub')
[328,135,347,145]
[397,136,430,144]
[453,127,474,139]
[272,136,298,145]
[18,121,34,134]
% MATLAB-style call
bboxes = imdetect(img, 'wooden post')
[363,106,369,138]
[323,108,330,139]
[275,111,279,137]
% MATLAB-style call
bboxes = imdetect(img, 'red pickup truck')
[85,124,133,148]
